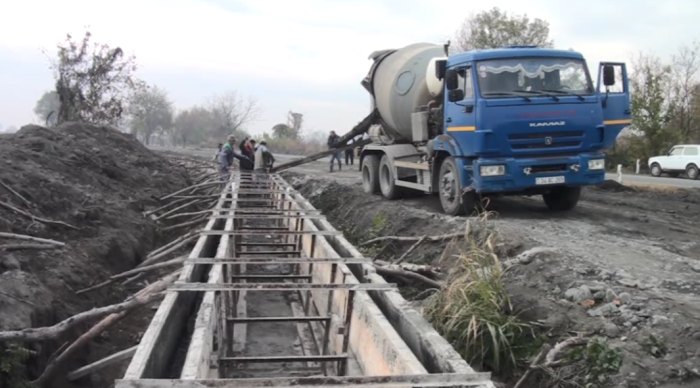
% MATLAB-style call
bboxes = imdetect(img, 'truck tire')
[543,186,581,211]
[438,157,475,216]
[650,163,662,177]
[379,155,403,199]
[687,164,699,180]
[362,154,380,194]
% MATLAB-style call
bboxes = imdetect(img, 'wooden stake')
[360,233,462,247]
[375,266,442,289]
[0,200,79,230]
[393,235,427,264]
[0,292,164,342]
[0,232,65,247]
[139,235,196,267]
[0,181,31,208]
[67,345,138,381]
[33,272,179,386]
[159,181,226,201]
[0,243,59,251]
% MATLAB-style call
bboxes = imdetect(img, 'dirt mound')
[595,179,636,192]
[0,122,189,383]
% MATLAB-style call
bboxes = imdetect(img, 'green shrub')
[426,216,533,375]
[0,344,35,388]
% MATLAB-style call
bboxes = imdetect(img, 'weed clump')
[426,214,533,375]
[0,344,35,388]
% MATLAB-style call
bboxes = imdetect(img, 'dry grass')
[426,213,533,375]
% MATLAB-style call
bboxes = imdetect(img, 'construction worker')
[344,137,355,166]
[212,143,223,163]
[254,140,275,173]
[328,130,342,172]
[219,136,252,184]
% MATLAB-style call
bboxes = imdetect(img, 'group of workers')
[327,130,365,173]
[217,130,365,179]
[216,135,275,182]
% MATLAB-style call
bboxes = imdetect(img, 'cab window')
[670,147,684,156]
[604,64,625,94]
[456,68,474,99]
[684,147,699,156]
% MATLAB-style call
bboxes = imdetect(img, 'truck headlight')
[588,159,605,170]
[480,165,506,176]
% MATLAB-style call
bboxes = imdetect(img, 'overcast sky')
[0,0,698,135]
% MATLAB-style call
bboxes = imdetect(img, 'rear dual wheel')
[362,155,380,194]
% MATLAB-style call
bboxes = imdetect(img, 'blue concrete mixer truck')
[358,43,631,215]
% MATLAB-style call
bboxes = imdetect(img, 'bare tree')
[668,41,700,142]
[208,91,261,139]
[287,111,303,139]
[453,8,553,52]
[173,106,213,147]
[52,31,140,125]
[128,85,174,145]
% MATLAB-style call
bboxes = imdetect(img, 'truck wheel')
[543,186,581,211]
[379,155,403,199]
[362,155,380,194]
[650,163,662,177]
[438,157,475,216]
[687,164,699,180]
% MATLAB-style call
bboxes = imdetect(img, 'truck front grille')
[528,164,568,173]
[508,131,584,151]
[512,141,580,149]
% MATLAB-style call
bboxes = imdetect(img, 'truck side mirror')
[435,60,447,80]
[445,69,459,90]
[448,89,464,102]
[603,65,615,86]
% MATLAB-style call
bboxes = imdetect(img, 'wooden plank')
[124,196,225,379]
[220,354,348,363]
[169,283,397,292]
[181,180,237,379]
[200,230,340,236]
[184,257,371,265]
[67,345,138,381]
[226,316,329,323]
[115,372,493,388]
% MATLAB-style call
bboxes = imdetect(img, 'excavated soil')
[0,123,190,387]
[286,171,700,388]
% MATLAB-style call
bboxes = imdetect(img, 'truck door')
[444,66,477,155]
[597,62,631,148]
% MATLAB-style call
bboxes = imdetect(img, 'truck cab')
[360,45,631,215]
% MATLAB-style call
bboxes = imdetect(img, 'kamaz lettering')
[530,121,566,127]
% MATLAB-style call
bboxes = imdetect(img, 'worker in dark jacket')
[328,131,342,172]
[218,136,252,183]
[344,137,355,166]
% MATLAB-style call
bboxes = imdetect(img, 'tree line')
[32,11,700,164]
[33,31,262,147]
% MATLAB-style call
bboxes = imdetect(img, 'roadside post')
[617,165,623,183]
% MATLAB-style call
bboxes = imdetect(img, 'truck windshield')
[477,57,593,98]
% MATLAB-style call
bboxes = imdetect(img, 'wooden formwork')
[117,172,493,388]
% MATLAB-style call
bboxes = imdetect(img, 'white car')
[648,144,700,180]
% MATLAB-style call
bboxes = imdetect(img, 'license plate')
[536,176,566,185]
